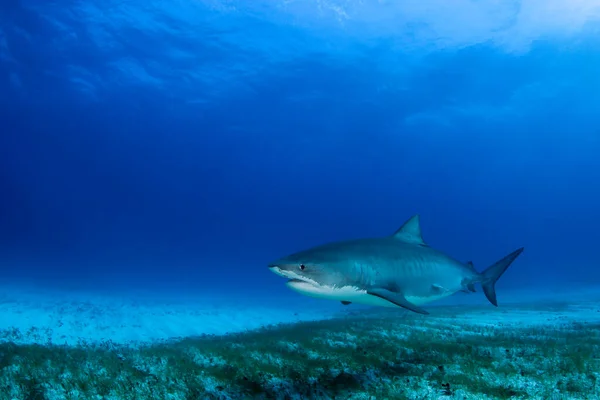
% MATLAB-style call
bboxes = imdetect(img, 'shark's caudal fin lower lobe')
[481,248,524,306]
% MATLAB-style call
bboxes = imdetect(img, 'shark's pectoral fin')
[341,301,352,305]
[367,288,429,315]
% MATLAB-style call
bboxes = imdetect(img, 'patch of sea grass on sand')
[0,304,598,399]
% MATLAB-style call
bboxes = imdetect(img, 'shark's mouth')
[287,278,318,286]
[269,266,320,287]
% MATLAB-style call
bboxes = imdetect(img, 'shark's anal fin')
[341,301,352,305]
[367,288,429,315]
[460,280,477,293]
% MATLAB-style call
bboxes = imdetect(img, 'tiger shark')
[268,215,523,314]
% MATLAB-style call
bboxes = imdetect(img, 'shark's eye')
[299,264,306,271]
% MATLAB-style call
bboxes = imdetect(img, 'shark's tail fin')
[480,248,524,306]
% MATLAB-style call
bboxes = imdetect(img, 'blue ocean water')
[1,0,600,304]
[3,2,600,399]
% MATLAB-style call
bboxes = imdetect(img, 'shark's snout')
[269,263,319,288]
[268,264,296,279]
[268,264,284,276]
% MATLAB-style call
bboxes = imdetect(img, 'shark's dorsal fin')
[392,214,425,245]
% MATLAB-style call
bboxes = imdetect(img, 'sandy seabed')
[0,283,599,399]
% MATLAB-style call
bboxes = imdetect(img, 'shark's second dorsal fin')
[466,261,476,271]
[392,214,426,245]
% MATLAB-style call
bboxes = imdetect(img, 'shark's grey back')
[313,237,477,295]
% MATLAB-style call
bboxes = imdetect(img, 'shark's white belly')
[286,280,453,308]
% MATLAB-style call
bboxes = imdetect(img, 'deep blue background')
[1,0,600,296]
